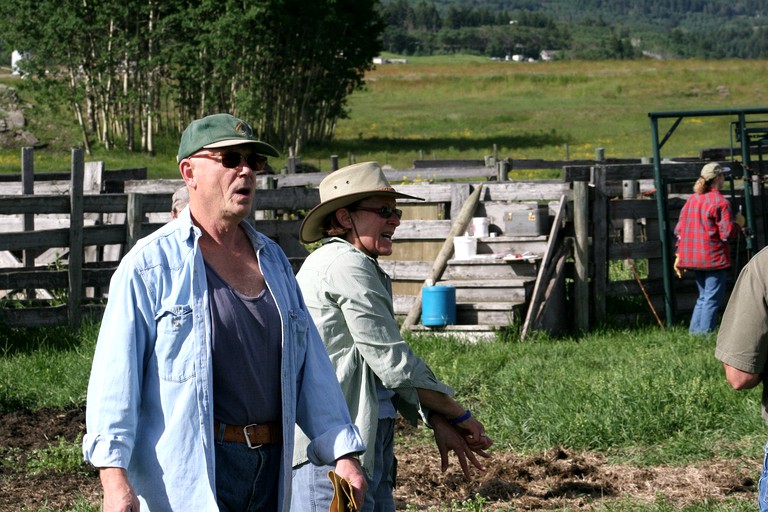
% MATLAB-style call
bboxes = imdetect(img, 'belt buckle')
[243,423,263,450]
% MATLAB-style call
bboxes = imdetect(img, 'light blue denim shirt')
[293,237,454,476]
[83,208,364,512]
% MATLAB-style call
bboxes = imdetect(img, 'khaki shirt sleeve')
[716,254,768,375]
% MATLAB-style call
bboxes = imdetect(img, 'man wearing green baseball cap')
[84,113,367,511]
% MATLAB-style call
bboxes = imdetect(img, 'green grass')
[3,58,768,177]
[1,323,763,510]
[0,323,97,412]
[406,326,765,467]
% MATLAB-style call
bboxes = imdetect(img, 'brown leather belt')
[214,421,282,449]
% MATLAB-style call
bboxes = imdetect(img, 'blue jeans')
[215,440,281,512]
[291,417,396,512]
[760,442,768,511]
[689,269,728,335]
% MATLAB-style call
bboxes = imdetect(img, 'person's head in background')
[170,186,189,219]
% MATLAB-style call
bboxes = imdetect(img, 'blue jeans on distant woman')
[689,269,728,334]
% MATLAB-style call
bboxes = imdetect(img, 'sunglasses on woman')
[351,206,403,219]
[191,151,268,171]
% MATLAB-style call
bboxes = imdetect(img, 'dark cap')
[177,113,279,163]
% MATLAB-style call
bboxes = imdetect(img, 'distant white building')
[373,56,408,65]
[11,50,23,75]
[540,50,559,61]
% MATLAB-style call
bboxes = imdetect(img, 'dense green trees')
[380,0,768,60]
[0,0,383,155]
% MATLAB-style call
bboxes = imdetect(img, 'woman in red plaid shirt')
[674,162,744,334]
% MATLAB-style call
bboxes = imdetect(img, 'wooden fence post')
[496,159,510,182]
[84,161,105,298]
[287,155,299,174]
[331,155,339,171]
[126,193,144,250]
[573,181,590,332]
[21,147,35,299]
[592,165,608,323]
[68,148,85,329]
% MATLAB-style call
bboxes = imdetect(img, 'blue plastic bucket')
[421,285,457,326]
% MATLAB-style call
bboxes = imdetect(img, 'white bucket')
[453,236,477,260]
[472,217,489,237]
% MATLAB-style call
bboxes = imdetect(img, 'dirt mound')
[0,407,758,511]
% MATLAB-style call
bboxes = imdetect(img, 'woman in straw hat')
[291,162,493,512]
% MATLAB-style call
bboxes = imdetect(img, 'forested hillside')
[380,0,768,59]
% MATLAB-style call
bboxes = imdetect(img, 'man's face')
[183,144,267,222]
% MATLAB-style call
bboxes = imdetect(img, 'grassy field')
[1,324,764,510]
[3,57,768,177]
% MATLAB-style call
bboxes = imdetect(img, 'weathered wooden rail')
[0,148,759,337]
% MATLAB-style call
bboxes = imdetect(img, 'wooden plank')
[0,193,170,216]
[379,259,539,281]
[413,159,486,168]
[521,195,567,340]
[0,195,70,214]
[480,181,572,201]
[593,168,608,321]
[0,228,69,251]
[274,168,497,188]
[529,244,569,335]
[608,241,662,260]
[0,303,106,328]
[0,167,146,183]
[68,149,85,328]
[392,220,451,240]
[610,197,686,220]
[0,267,114,290]
[440,278,533,288]
[562,161,723,183]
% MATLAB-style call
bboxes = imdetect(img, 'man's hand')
[735,211,746,227]
[334,455,367,508]
[431,413,491,477]
[100,467,140,512]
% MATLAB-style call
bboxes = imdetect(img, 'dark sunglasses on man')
[191,151,268,172]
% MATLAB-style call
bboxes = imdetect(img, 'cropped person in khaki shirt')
[716,245,768,511]
[291,162,493,512]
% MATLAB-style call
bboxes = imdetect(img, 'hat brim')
[204,139,280,157]
[300,190,424,244]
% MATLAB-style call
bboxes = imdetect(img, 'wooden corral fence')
[564,157,760,331]
[0,148,755,337]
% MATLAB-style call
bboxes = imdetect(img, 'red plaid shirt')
[674,189,739,270]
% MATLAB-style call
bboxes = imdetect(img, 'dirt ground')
[0,407,759,511]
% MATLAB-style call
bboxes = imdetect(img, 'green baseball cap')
[177,113,280,163]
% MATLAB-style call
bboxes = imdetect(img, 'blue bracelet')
[448,410,472,425]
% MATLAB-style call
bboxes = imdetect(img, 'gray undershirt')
[206,262,282,425]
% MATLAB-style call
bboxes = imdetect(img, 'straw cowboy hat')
[299,161,424,243]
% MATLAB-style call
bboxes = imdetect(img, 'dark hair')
[321,200,367,238]
[693,176,718,194]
